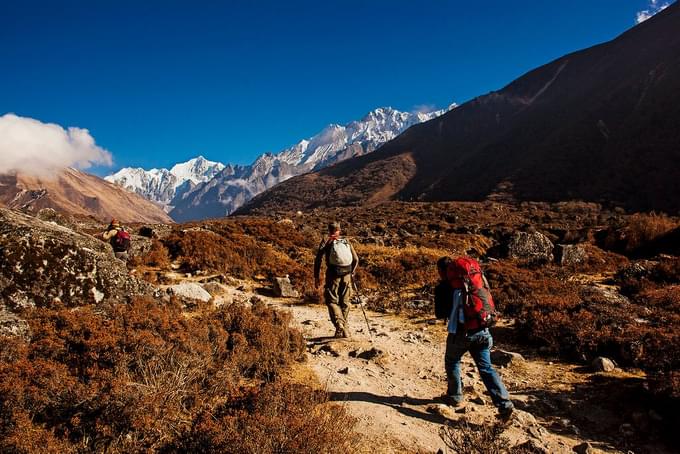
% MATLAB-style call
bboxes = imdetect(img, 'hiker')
[101,218,131,262]
[434,256,514,418]
[314,221,359,338]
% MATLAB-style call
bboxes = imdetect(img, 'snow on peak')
[106,102,454,220]
[105,156,225,211]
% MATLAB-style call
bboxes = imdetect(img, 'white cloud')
[0,113,113,176]
[636,0,671,24]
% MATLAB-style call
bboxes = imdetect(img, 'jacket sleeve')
[313,240,326,281]
[102,228,118,241]
[434,282,453,320]
[350,243,359,273]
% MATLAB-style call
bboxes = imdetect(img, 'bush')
[0,298,353,453]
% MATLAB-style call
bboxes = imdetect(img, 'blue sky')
[0,0,666,173]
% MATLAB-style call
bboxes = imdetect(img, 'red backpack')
[447,257,496,331]
[111,229,131,252]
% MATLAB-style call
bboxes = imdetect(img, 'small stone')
[338,366,350,374]
[573,441,595,454]
[426,404,456,419]
[272,276,300,298]
[168,282,212,303]
[512,410,538,428]
[516,440,550,454]
[491,349,525,367]
[592,357,615,372]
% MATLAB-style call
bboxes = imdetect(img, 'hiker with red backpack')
[314,221,359,338]
[101,218,131,262]
[434,256,514,418]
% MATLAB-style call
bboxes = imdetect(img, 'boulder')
[491,349,526,367]
[592,357,616,372]
[168,282,212,303]
[35,207,73,228]
[202,281,230,296]
[273,276,300,298]
[555,244,587,266]
[0,208,153,310]
[507,231,554,261]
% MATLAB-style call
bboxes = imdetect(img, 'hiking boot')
[439,394,463,407]
[340,327,351,339]
[497,405,514,420]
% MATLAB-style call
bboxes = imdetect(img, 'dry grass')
[0,298,354,453]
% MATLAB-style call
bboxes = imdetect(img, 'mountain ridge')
[106,105,454,221]
[0,168,173,223]
[238,4,680,215]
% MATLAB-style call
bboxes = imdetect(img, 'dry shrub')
[601,212,679,256]
[439,419,544,453]
[0,298,354,453]
[164,229,312,288]
[129,239,171,268]
[177,384,355,453]
[355,245,447,290]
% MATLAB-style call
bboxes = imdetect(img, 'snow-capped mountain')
[106,104,454,220]
[169,105,455,221]
[105,156,224,211]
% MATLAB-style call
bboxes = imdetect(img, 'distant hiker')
[314,221,359,338]
[102,218,131,262]
[434,256,514,418]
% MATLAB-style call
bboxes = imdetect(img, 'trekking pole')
[351,273,373,339]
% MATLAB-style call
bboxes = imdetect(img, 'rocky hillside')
[239,3,680,215]
[0,168,172,223]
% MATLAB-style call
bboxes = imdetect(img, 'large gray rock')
[555,244,587,266]
[0,208,153,310]
[168,282,212,302]
[273,276,300,298]
[507,231,554,261]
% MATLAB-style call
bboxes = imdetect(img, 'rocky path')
[206,279,642,454]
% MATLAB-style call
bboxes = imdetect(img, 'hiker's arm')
[350,243,359,274]
[102,229,117,241]
[313,242,325,287]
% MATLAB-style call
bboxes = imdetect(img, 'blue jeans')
[444,329,513,411]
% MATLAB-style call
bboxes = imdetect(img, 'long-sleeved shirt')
[447,289,466,334]
[102,227,120,241]
[314,237,359,281]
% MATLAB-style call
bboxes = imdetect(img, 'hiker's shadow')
[328,391,449,424]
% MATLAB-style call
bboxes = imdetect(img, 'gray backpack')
[329,239,353,267]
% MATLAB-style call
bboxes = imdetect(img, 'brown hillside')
[239,4,680,215]
[0,168,172,223]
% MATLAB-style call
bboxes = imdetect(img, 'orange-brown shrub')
[129,239,171,268]
[0,298,353,453]
[601,212,679,256]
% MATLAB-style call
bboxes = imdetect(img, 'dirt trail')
[207,280,645,454]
